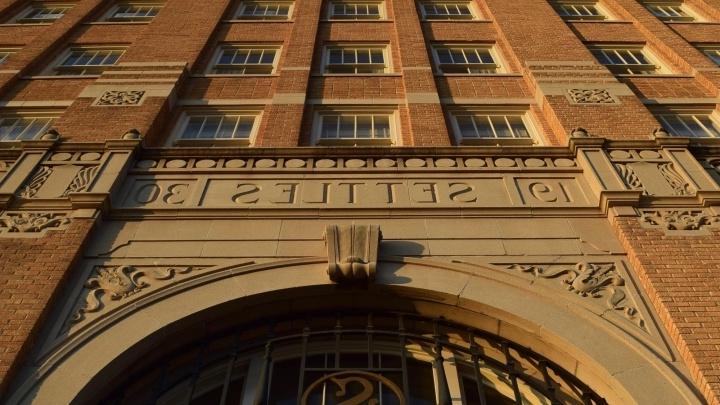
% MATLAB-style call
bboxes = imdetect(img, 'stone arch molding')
[10,257,703,405]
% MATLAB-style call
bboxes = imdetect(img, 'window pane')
[339,116,355,138]
[236,116,255,138]
[199,116,221,138]
[321,116,338,138]
[436,49,452,64]
[373,115,390,138]
[370,49,384,64]
[261,50,276,64]
[216,116,238,138]
[456,116,476,137]
[507,115,530,138]
[329,49,342,64]
[491,116,513,138]
[465,49,481,63]
[356,116,373,138]
[219,50,234,64]
[475,116,494,137]
[357,49,370,64]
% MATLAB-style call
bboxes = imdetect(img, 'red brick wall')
[613,217,720,405]
[0,219,94,393]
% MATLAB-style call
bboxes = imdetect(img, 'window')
[52,47,124,75]
[590,46,664,75]
[656,110,720,138]
[0,113,56,141]
[450,109,537,144]
[643,2,698,22]
[328,1,383,19]
[699,46,720,65]
[209,46,279,74]
[13,2,72,23]
[553,1,608,20]
[419,1,477,20]
[174,111,260,144]
[324,45,389,73]
[315,111,396,144]
[432,45,501,74]
[0,50,16,65]
[105,2,163,21]
[101,313,608,405]
[235,1,293,19]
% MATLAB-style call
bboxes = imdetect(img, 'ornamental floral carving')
[507,262,645,330]
[640,209,719,231]
[71,265,198,323]
[95,90,146,106]
[567,88,616,104]
[0,212,70,234]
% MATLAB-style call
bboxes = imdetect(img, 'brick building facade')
[0,0,719,403]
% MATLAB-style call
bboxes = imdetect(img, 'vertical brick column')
[254,0,323,147]
[612,215,720,405]
[52,0,232,143]
[0,218,95,393]
[483,0,661,143]
[390,0,450,146]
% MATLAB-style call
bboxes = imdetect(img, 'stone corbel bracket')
[324,224,382,284]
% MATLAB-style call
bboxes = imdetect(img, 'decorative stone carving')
[570,127,590,138]
[71,265,196,323]
[567,89,616,104]
[96,90,146,106]
[63,165,100,196]
[640,209,720,231]
[652,128,670,139]
[324,225,381,284]
[122,128,142,140]
[508,262,645,330]
[610,150,694,196]
[40,128,60,141]
[20,165,52,198]
[18,152,105,199]
[0,212,70,234]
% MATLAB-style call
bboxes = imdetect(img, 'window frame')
[47,46,126,76]
[588,44,668,75]
[169,108,263,146]
[234,0,294,20]
[642,1,700,22]
[0,110,60,142]
[102,1,164,22]
[0,49,18,65]
[418,1,480,21]
[321,43,392,74]
[552,1,612,21]
[11,2,73,24]
[431,43,505,75]
[326,1,386,20]
[653,107,720,138]
[697,45,720,66]
[207,44,281,75]
[447,106,541,145]
[311,107,399,146]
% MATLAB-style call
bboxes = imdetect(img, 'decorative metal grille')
[102,312,607,405]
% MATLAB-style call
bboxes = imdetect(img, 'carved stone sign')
[117,175,592,210]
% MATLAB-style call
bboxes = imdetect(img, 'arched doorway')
[9,258,703,404]
[99,311,606,405]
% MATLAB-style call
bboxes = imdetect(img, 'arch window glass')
[100,313,608,405]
